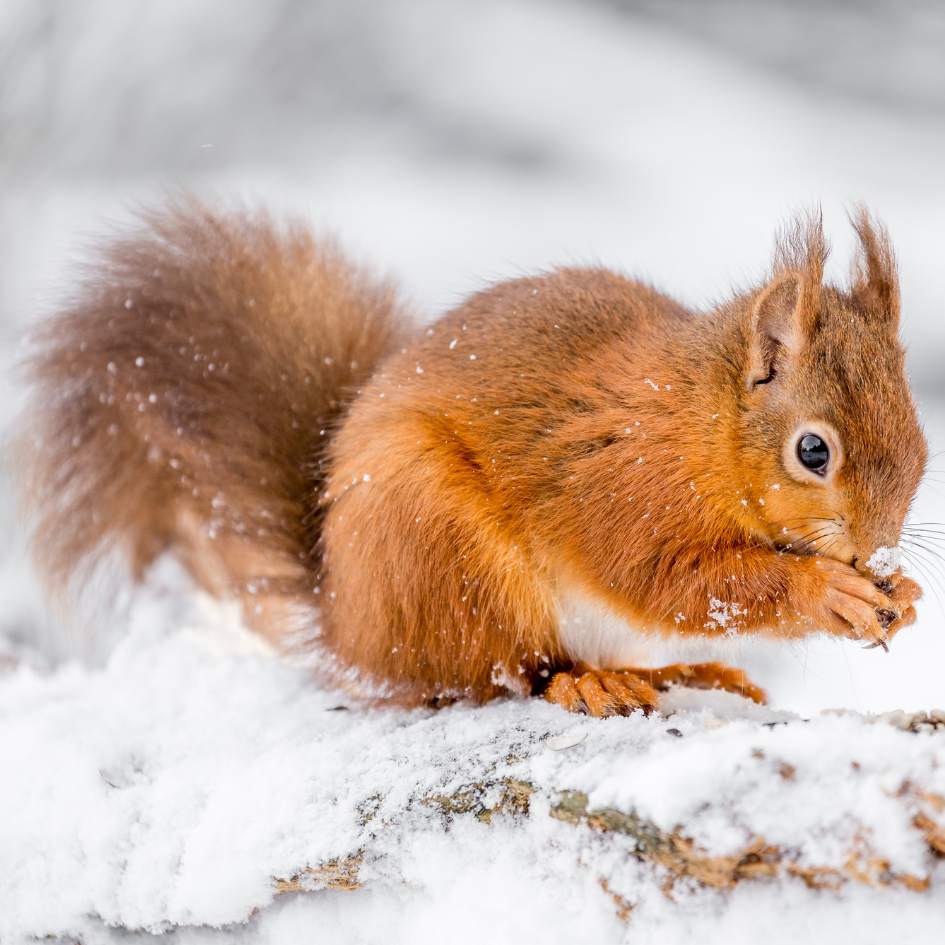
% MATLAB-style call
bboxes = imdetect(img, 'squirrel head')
[732,209,926,574]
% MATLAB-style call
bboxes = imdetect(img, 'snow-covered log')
[2,588,945,943]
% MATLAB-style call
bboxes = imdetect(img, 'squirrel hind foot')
[544,669,659,717]
[543,661,766,717]
[625,661,767,706]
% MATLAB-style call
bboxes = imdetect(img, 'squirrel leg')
[323,414,562,703]
[612,544,914,648]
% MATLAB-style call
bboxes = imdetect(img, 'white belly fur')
[555,585,650,668]
[555,583,755,670]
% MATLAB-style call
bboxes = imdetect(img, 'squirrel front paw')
[870,569,922,647]
[798,558,921,649]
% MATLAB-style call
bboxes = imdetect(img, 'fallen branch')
[271,710,945,917]
[6,621,945,941]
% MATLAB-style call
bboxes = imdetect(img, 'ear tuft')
[849,206,900,327]
[772,208,828,320]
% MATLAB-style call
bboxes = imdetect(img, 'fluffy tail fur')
[20,197,409,643]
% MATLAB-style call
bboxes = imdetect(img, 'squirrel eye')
[797,433,830,475]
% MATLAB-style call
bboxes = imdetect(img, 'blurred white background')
[2,0,944,710]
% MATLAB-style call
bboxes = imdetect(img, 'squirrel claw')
[544,669,658,717]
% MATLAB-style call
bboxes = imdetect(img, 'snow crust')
[2,570,945,944]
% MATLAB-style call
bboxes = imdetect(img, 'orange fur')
[20,201,927,711]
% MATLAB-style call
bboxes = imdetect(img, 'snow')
[705,598,746,634]
[2,564,945,944]
[867,546,903,578]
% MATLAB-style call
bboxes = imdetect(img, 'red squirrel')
[21,198,926,716]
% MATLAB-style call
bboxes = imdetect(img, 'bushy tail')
[20,197,409,642]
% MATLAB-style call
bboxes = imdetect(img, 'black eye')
[797,433,830,475]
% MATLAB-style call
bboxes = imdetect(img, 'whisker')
[785,526,832,544]
[898,561,942,620]
[901,536,945,568]
[769,518,842,533]
[793,524,837,540]
[902,528,945,540]
[784,526,838,552]
[902,537,945,560]
[901,528,945,544]
[773,516,840,523]
[899,546,945,618]
[901,535,945,561]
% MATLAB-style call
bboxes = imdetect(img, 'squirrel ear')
[746,273,808,390]
[850,208,900,328]
[746,210,827,390]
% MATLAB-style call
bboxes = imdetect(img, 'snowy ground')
[3,568,945,945]
[3,1,945,941]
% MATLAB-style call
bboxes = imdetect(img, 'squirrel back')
[21,198,408,643]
